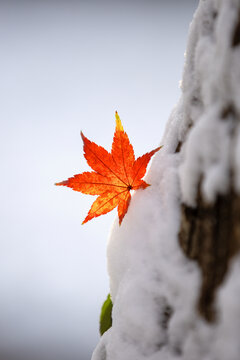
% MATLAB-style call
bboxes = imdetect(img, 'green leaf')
[99,294,113,336]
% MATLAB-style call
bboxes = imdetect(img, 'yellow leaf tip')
[115,111,124,132]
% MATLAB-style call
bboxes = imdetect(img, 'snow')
[180,0,240,205]
[92,111,201,359]
[92,0,240,359]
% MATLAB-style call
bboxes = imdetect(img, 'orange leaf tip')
[80,131,85,141]
[55,180,68,186]
[115,111,124,132]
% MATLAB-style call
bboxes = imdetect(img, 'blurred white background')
[0,1,198,359]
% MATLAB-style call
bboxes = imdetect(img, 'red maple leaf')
[56,112,162,224]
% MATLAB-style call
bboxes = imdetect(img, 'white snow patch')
[93,142,200,359]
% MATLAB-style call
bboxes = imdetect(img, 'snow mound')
[92,0,240,359]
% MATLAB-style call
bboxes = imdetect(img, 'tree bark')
[179,187,240,322]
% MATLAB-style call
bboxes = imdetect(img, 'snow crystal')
[92,0,240,359]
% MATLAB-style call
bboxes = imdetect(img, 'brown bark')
[232,9,240,47]
[178,185,240,322]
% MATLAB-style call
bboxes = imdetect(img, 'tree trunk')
[92,1,240,359]
[178,0,240,324]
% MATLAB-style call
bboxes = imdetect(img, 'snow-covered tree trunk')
[92,1,240,359]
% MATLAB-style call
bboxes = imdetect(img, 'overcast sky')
[0,1,198,359]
